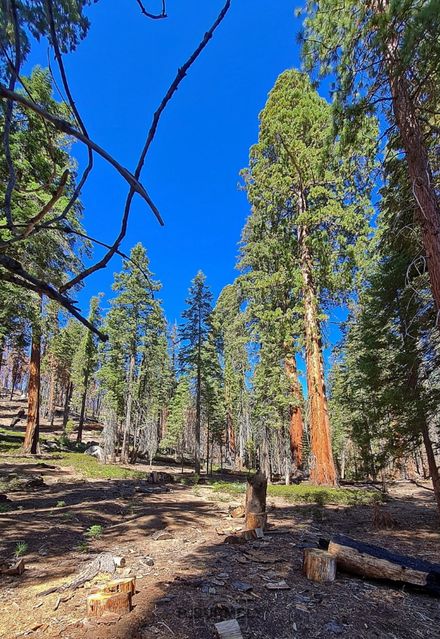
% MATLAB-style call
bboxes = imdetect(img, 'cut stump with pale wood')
[87,591,132,618]
[303,548,336,583]
[104,577,136,596]
[245,471,267,531]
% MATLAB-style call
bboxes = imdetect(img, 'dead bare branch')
[43,0,94,228]
[0,255,107,340]
[0,83,163,224]
[136,0,167,19]
[61,0,232,293]
[3,0,21,229]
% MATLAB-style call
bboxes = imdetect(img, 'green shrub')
[85,524,103,539]
[210,481,381,505]
[15,541,28,557]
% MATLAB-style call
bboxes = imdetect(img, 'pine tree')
[1,68,87,453]
[71,295,101,442]
[100,243,162,464]
[162,376,191,468]
[331,135,440,511]
[179,271,214,475]
[302,0,440,312]
[213,283,250,468]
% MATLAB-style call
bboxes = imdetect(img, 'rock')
[141,556,154,566]
[0,494,12,503]
[151,530,174,541]
[324,621,344,635]
[231,580,253,592]
[84,445,105,462]
[201,583,217,594]
[42,441,61,452]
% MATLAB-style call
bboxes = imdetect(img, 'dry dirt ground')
[0,455,440,639]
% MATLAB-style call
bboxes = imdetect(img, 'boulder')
[84,445,105,462]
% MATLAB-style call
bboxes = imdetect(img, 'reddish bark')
[375,0,440,313]
[284,352,304,468]
[298,221,337,486]
[421,424,440,516]
[23,317,41,454]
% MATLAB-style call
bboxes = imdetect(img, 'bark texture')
[23,316,41,454]
[298,222,337,485]
[376,0,440,312]
[245,470,267,530]
[284,352,304,469]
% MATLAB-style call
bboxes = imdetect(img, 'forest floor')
[1,401,440,639]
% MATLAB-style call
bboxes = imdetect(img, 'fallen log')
[320,535,440,596]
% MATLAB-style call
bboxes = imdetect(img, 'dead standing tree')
[0,0,232,453]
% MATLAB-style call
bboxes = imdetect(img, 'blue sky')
[25,0,305,323]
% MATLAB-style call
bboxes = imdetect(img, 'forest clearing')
[1,414,440,639]
[1,1,440,638]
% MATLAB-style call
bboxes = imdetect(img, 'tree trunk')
[195,330,201,476]
[377,2,440,312]
[77,370,89,444]
[121,354,135,464]
[23,306,42,454]
[62,381,73,433]
[284,351,304,469]
[206,418,210,476]
[260,427,271,481]
[226,409,236,463]
[421,422,440,516]
[298,222,337,486]
[245,471,267,530]
[46,354,56,425]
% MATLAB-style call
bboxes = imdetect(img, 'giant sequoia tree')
[242,70,375,485]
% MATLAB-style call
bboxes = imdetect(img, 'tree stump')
[0,558,25,575]
[303,548,336,583]
[104,577,136,596]
[86,591,132,618]
[245,471,267,531]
